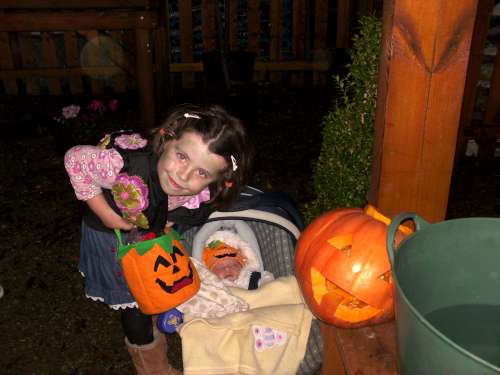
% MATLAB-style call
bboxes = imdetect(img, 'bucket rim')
[392,275,500,372]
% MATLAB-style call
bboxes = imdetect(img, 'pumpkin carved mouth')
[310,267,382,323]
[155,265,195,294]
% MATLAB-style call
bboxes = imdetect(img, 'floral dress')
[64,132,210,309]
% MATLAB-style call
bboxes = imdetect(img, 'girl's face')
[157,131,227,196]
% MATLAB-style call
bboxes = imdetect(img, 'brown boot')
[125,331,182,375]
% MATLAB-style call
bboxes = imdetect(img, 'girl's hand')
[86,194,134,230]
[164,221,174,234]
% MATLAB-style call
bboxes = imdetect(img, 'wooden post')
[247,0,260,54]
[64,31,83,94]
[136,27,155,129]
[110,30,128,93]
[228,0,239,51]
[368,0,479,223]
[0,32,18,94]
[41,31,62,95]
[270,0,283,82]
[18,33,40,95]
[155,0,171,110]
[291,0,306,85]
[179,0,194,89]
[202,0,217,51]
[314,0,328,84]
[81,30,105,95]
[336,0,353,49]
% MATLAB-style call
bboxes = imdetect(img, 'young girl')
[64,104,252,374]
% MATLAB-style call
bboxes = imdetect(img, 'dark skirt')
[79,221,137,309]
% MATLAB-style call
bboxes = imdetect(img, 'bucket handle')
[386,212,429,266]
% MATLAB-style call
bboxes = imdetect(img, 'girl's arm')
[65,145,132,230]
[86,194,134,230]
[64,145,124,200]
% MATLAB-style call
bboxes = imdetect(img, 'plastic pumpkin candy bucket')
[115,229,200,315]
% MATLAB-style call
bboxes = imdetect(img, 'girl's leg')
[121,307,154,345]
[121,307,181,375]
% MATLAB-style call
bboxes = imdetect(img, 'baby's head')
[202,240,247,281]
[152,104,253,207]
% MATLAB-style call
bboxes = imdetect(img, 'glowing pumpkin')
[295,205,411,328]
[116,229,200,315]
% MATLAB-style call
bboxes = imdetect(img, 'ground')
[1,85,499,374]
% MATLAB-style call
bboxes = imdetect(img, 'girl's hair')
[151,103,253,208]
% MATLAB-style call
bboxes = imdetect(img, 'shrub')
[304,15,382,223]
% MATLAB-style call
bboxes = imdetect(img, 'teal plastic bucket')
[387,214,500,375]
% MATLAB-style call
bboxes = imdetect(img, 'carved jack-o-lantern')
[116,229,200,315]
[295,205,410,328]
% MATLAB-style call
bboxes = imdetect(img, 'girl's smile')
[157,131,228,196]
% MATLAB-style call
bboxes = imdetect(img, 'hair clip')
[184,113,201,119]
[230,155,238,172]
[159,128,175,137]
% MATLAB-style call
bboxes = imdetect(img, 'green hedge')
[304,15,382,223]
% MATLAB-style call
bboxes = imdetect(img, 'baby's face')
[211,258,243,281]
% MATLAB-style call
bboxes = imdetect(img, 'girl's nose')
[177,165,190,181]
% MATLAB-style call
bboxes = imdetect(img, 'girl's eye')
[176,152,187,161]
[197,169,209,179]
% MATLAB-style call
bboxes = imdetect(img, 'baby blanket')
[179,276,313,375]
[177,258,249,320]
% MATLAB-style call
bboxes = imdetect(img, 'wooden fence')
[0,0,379,126]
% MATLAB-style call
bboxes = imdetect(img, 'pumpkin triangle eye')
[154,255,172,272]
[171,245,184,262]
[328,234,353,254]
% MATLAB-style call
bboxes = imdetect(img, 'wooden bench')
[320,321,398,374]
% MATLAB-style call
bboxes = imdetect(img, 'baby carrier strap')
[220,187,305,231]
[173,186,304,234]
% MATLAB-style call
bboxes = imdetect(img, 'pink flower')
[62,105,80,119]
[88,100,103,112]
[114,134,147,150]
[113,174,149,212]
[108,99,118,111]
[112,174,150,229]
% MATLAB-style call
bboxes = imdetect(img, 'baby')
[201,228,274,290]
[158,222,274,329]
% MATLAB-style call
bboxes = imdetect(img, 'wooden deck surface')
[321,320,398,375]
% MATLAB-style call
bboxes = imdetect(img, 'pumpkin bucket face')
[295,206,409,328]
[117,230,200,315]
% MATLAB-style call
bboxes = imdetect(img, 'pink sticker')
[252,325,288,352]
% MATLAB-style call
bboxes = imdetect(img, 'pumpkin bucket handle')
[114,228,124,247]
[387,213,429,267]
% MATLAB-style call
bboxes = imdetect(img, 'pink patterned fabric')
[65,145,211,210]
[168,187,211,211]
[65,145,124,200]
